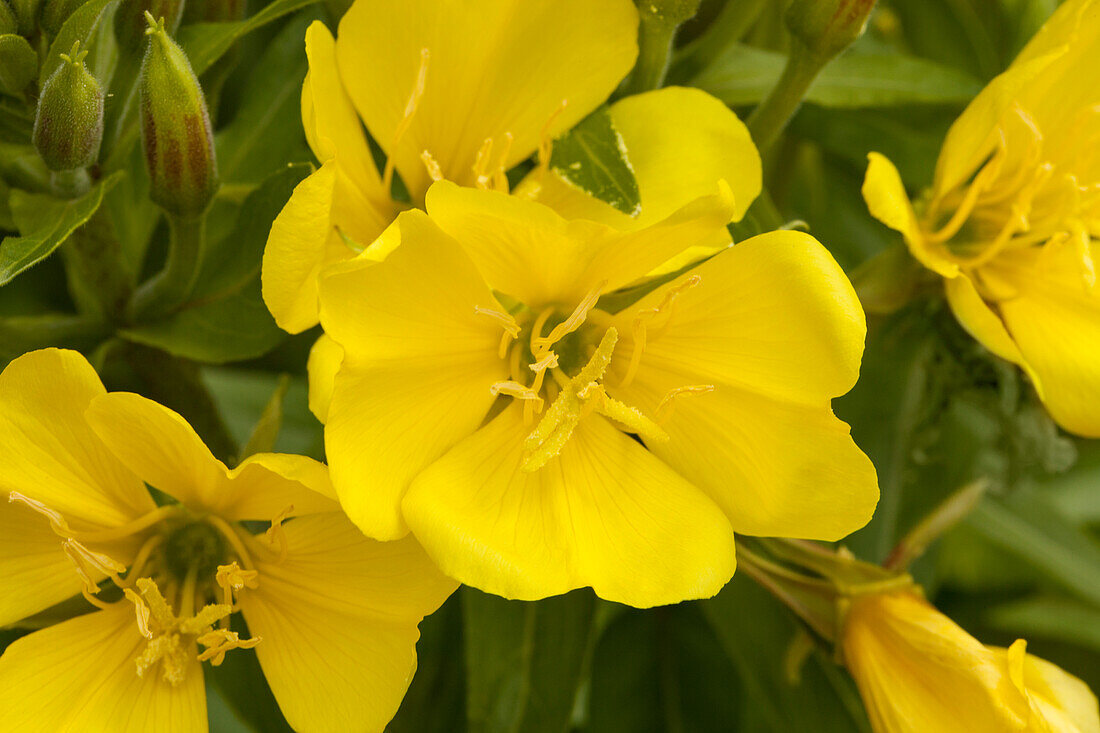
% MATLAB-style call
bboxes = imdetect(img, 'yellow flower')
[0,349,456,732]
[313,161,878,606]
[842,591,1100,733]
[862,0,1100,437]
[261,0,641,334]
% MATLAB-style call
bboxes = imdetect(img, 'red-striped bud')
[33,42,104,171]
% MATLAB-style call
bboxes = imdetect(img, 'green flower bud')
[33,42,104,171]
[9,0,40,36]
[786,0,877,59]
[0,1,18,35]
[140,13,217,217]
[40,0,85,36]
[115,0,182,54]
[0,33,37,96]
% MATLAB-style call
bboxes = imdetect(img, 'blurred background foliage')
[0,0,1095,730]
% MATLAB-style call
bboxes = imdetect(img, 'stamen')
[382,47,430,195]
[532,281,607,355]
[529,352,559,373]
[926,130,1007,243]
[124,588,153,638]
[655,385,716,422]
[618,276,702,389]
[1073,225,1097,289]
[265,505,295,564]
[493,132,514,193]
[597,394,669,444]
[206,515,256,572]
[473,138,494,190]
[490,381,545,412]
[421,150,444,181]
[537,99,568,173]
[9,491,71,536]
[123,534,165,586]
[63,538,126,595]
[197,629,261,666]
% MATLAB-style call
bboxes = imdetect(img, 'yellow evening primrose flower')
[313,169,879,607]
[0,349,456,733]
[862,0,1100,437]
[261,0,640,334]
[842,590,1100,733]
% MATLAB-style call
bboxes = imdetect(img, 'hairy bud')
[115,0,182,54]
[786,0,877,59]
[33,42,104,171]
[140,13,218,217]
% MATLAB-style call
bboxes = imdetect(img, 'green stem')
[49,168,91,198]
[129,212,206,320]
[628,14,678,94]
[670,0,767,83]
[746,41,828,154]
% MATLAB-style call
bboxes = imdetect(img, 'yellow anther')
[473,137,495,190]
[383,47,430,195]
[529,352,559,373]
[926,131,1007,243]
[494,132,514,193]
[62,538,126,603]
[474,305,521,337]
[9,491,71,536]
[490,380,545,412]
[537,99,569,173]
[597,395,669,444]
[197,629,261,666]
[619,275,702,388]
[532,281,607,355]
[136,577,179,628]
[421,150,444,181]
[266,505,294,563]
[656,384,717,422]
[216,561,259,609]
[179,603,234,635]
[125,588,153,638]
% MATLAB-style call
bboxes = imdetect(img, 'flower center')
[922,104,1099,289]
[7,492,279,687]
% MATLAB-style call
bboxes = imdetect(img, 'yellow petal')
[302,21,386,202]
[262,162,340,334]
[611,230,866,405]
[306,333,343,423]
[863,152,959,279]
[842,592,1031,733]
[0,604,206,732]
[239,513,455,733]
[996,641,1100,733]
[0,349,153,527]
[426,179,735,308]
[402,406,736,607]
[318,210,507,539]
[518,86,759,229]
[334,0,637,201]
[224,453,339,519]
[985,248,1100,437]
[85,392,338,519]
[0,499,83,626]
[944,273,1033,371]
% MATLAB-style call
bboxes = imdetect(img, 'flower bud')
[140,13,218,217]
[33,42,104,171]
[0,33,36,96]
[0,0,18,35]
[115,0,182,55]
[39,0,84,36]
[786,0,876,60]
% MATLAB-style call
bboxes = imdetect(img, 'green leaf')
[987,596,1100,653]
[120,278,286,364]
[587,604,743,733]
[0,172,122,286]
[214,11,314,186]
[240,374,290,458]
[693,43,982,108]
[702,576,871,733]
[194,163,311,301]
[0,34,37,96]
[389,594,467,733]
[549,108,640,217]
[965,492,1100,609]
[463,587,597,733]
[39,0,118,87]
[201,368,321,459]
[179,0,320,76]
[0,312,109,366]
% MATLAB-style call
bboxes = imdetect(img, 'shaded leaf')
[0,34,37,96]
[0,172,122,286]
[694,44,981,108]
[240,374,290,458]
[463,587,597,733]
[987,596,1100,653]
[550,108,640,217]
[388,594,467,733]
[201,368,321,459]
[179,0,320,76]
